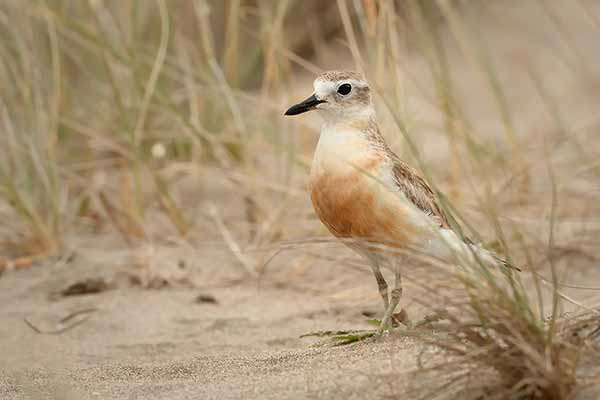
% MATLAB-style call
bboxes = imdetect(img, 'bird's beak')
[284,94,325,116]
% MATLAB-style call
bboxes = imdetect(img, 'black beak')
[284,94,325,116]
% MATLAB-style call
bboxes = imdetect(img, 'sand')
[0,242,427,400]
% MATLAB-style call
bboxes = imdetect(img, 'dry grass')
[1,1,600,399]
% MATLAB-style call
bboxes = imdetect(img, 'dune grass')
[1,1,599,398]
[0,0,301,260]
[338,2,600,398]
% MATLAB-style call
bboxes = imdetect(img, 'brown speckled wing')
[390,156,450,229]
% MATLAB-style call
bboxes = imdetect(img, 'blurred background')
[1,1,600,399]
[1,1,599,268]
[1,0,599,259]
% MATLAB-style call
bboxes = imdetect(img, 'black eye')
[337,83,352,95]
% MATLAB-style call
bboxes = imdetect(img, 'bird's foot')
[392,309,412,328]
[376,308,412,335]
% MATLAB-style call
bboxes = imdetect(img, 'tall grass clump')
[336,1,600,398]
[0,4,65,255]
[0,1,319,271]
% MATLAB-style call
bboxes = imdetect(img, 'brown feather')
[360,118,450,229]
[389,155,450,229]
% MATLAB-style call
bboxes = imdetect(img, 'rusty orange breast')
[310,169,419,248]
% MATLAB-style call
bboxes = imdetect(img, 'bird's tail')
[434,228,521,272]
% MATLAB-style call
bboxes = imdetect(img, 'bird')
[284,70,517,333]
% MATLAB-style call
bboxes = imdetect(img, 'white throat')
[312,110,378,176]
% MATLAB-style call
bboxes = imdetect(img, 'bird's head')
[284,70,374,123]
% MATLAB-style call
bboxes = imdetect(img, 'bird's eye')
[337,83,352,96]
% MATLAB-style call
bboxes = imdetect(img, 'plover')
[285,70,516,333]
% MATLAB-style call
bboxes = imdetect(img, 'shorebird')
[285,70,516,333]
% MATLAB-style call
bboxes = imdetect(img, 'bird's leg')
[379,269,404,333]
[369,261,389,311]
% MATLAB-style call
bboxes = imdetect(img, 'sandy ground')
[2,2,600,399]
[0,241,429,400]
[1,235,599,400]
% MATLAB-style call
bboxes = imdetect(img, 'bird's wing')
[389,154,521,271]
[390,156,450,229]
